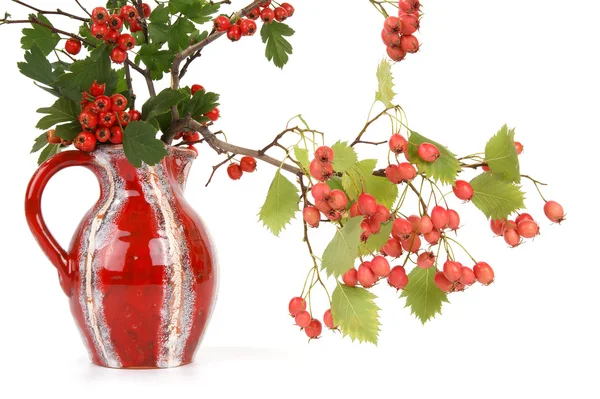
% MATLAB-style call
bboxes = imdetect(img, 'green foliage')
[36,97,79,130]
[331,141,358,173]
[21,14,60,56]
[362,221,393,255]
[168,18,196,51]
[106,0,128,9]
[485,125,521,183]
[149,4,170,24]
[37,144,61,165]
[123,121,168,167]
[375,59,395,108]
[18,44,54,87]
[400,267,449,325]
[168,0,220,24]
[332,284,380,345]
[406,131,460,185]
[321,217,363,278]
[31,133,47,154]
[142,88,189,121]
[293,146,310,171]
[342,159,398,208]
[135,44,176,80]
[258,170,300,236]
[260,22,294,68]
[470,172,526,220]
[182,89,220,122]
[78,24,102,49]
[55,122,82,140]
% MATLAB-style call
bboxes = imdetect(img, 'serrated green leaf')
[168,18,196,51]
[327,176,345,192]
[321,217,363,278]
[55,122,82,140]
[123,121,168,168]
[106,0,128,9]
[113,68,129,95]
[375,59,395,108]
[31,133,47,154]
[400,267,449,325]
[406,131,460,185]
[332,284,380,345]
[18,44,54,86]
[148,22,169,45]
[135,44,175,80]
[331,141,358,173]
[470,172,526,220]
[21,14,60,56]
[293,146,310,171]
[182,90,220,119]
[485,125,521,183]
[362,221,393,255]
[37,144,61,165]
[150,3,170,24]
[260,21,294,68]
[342,160,398,208]
[142,88,189,120]
[258,170,300,236]
[169,0,220,24]
[36,97,79,129]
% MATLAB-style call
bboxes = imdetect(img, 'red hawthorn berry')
[227,163,243,180]
[295,311,311,328]
[400,35,420,53]
[110,94,128,112]
[117,34,136,51]
[460,267,476,286]
[389,133,408,154]
[358,262,377,288]
[240,156,257,172]
[384,16,402,33]
[490,219,506,236]
[281,3,295,17]
[382,238,403,258]
[79,111,98,131]
[91,23,108,40]
[373,204,391,223]
[240,19,257,36]
[424,228,441,245]
[382,29,401,48]
[184,131,201,142]
[387,266,408,290]
[259,0,272,7]
[520,219,541,238]
[303,206,320,228]
[434,272,453,293]
[401,233,421,253]
[397,162,417,181]
[109,14,124,31]
[418,143,440,162]
[315,146,334,164]
[274,7,289,22]
[544,201,565,223]
[343,268,359,287]
[349,202,361,218]
[309,159,333,181]
[95,127,111,143]
[109,126,123,144]
[326,210,342,222]
[65,39,82,55]
[371,256,391,278]
[315,199,332,215]
[327,189,348,210]
[305,319,322,339]
[90,80,106,97]
[515,213,534,225]
[431,206,449,230]
[188,145,198,156]
[515,141,524,155]
[104,29,120,45]
[260,8,275,24]
[311,182,331,202]
[360,220,372,242]
[117,111,131,127]
[357,193,377,216]
[387,46,407,62]
[142,3,152,18]
[227,25,242,41]
[74,131,97,152]
[129,19,143,33]
[447,209,460,231]
[503,227,521,247]
[247,7,261,20]
[205,108,220,122]
[288,297,306,317]
[473,262,494,286]
[92,7,109,24]
[94,95,112,113]
[407,215,421,233]
[46,129,62,145]
[129,109,141,121]
[323,309,336,329]
[99,111,117,128]
[214,15,231,32]
[191,84,205,95]
[398,13,420,35]
[110,47,127,64]
[120,5,138,22]
[417,252,435,269]
[367,216,381,234]
[392,218,412,240]
[61,139,73,146]
[82,101,98,114]
[399,0,420,14]
[443,260,462,282]
[453,180,474,201]
[385,164,402,184]
[482,165,491,172]
[418,215,434,234]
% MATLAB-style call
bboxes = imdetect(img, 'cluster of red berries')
[227,156,257,180]
[288,297,336,340]
[385,133,439,185]
[381,0,422,62]
[69,81,140,152]
[214,1,294,42]
[64,4,151,64]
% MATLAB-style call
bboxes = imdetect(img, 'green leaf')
[150,4,171,24]
[31,133,47,153]
[321,217,363,278]
[400,266,449,325]
[258,170,300,236]
[36,97,79,130]
[123,121,168,168]
[135,44,176,80]
[362,221,393,255]
[485,125,521,183]
[293,146,310,171]
[406,131,460,185]
[114,68,129,95]
[260,21,294,68]
[142,88,189,120]
[18,44,54,86]
[106,0,128,9]
[182,90,220,120]
[37,144,61,165]
[148,22,170,45]
[332,284,380,345]
[331,141,358,173]
[168,18,196,51]
[21,14,60,56]
[342,160,398,208]
[169,0,220,24]
[55,122,82,140]
[78,24,103,49]
[470,172,526,220]
[375,59,395,108]
[327,176,345,192]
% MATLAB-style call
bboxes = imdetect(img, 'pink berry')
[503,227,521,247]
[398,13,420,35]
[289,297,306,317]
[400,35,420,53]
[315,146,334,164]
[371,256,391,278]
[387,266,408,290]
[389,133,408,154]
[443,260,462,282]
[490,219,506,236]
[386,164,403,184]
[305,319,322,339]
[310,159,333,181]
[459,267,476,286]
[323,309,337,329]
[328,189,348,210]
[311,182,331,202]
[397,162,417,181]
[417,143,440,163]
[431,206,449,230]
[447,209,460,231]
[343,268,359,287]
[453,180,474,201]
[392,218,412,240]
[544,201,565,223]
[358,262,377,288]
[418,215,434,234]
[434,272,453,293]
[295,311,311,328]
[382,238,403,258]
[517,220,539,239]
[358,193,377,216]
[515,213,534,225]
[401,233,421,253]
[424,228,441,245]
[473,262,494,285]
[303,206,320,228]
[373,204,391,223]
[417,252,435,269]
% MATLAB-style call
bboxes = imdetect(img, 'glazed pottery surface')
[25,146,217,369]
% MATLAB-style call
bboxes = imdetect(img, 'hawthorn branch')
[132,0,149,44]
[123,61,136,109]
[74,0,92,18]
[12,0,89,22]
[351,107,393,147]
[206,153,236,186]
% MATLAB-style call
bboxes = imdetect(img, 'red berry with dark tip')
[315,146,334,164]
[227,25,242,41]
[310,159,333,181]
[343,268,359,287]
[417,252,435,269]
[117,33,136,51]
[109,126,123,144]
[95,127,111,143]
[74,131,97,152]
[358,193,377,216]
[274,7,289,22]
[418,143,440,162]
[473,262,494,285]
[240,156,257,173]
[110,47,127,64]
[92,7,109,24]
[65,39,82,55]
[387,46,407,62]
[382,238,402,258]
[91,23,108,40]
[260,8,275,24]
[214,15,231,32]
[142,3,152,18]
[388,266,408,290]
[311,182,331,202]
[358,262,377,288]
[544,201,565,223]
[303,206,320,228]
[90,80,106,97]
[281,3,295,17]
[384,16,402,33]
[398,13,420,35]
[400,35,420,53]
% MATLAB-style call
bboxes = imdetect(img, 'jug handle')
[25,150,98,297]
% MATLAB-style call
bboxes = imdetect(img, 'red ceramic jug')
[25,145,217,369]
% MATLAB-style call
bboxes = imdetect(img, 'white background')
[1,0,599,397]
